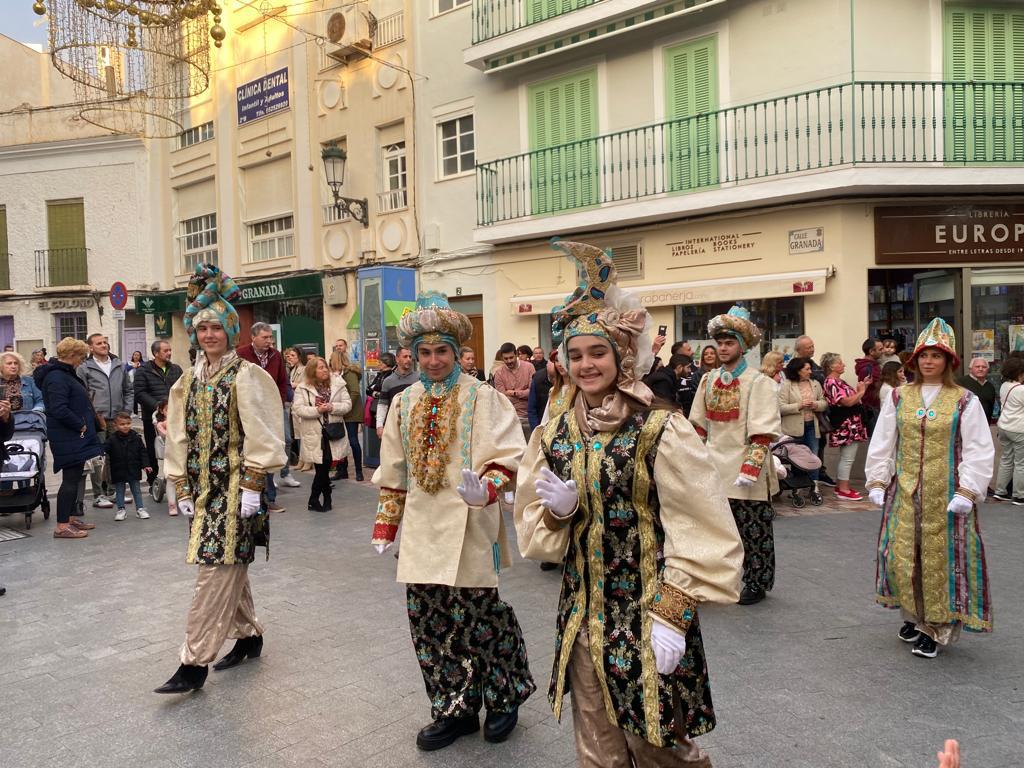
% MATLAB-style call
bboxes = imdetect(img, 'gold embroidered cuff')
[173,478,192,501]
[649,582,698,635]
[372,489,407,544]
[865,480,888,492]
[239,466,267,492]
[542,502,577,531]
[955,488,977,503]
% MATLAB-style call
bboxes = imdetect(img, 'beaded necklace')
[409,368,462,494]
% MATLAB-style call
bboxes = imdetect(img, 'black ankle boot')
[416,714,479,751]
[337,459,349,480]
[154,664,208,694]
[322,491,332,511]
[354,462,364,482]
[213,635,263,671]
[308,493,324,512]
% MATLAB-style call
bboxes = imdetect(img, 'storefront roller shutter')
[665,35,718,192]
[242,157,294,222]
[944,6,1024,162]
[528,69,598,215]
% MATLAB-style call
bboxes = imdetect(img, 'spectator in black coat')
[132,340,182,481]
[105,412,152,521]
[35,337,103,539]
[527,363,553,431]
[957,357,997,422]
[645,354,693,409]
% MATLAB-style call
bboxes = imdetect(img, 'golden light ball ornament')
[33,1,47,14]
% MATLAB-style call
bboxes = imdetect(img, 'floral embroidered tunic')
[164,357,286,565]
[371,374,527,588]
[515,409,742,747]
[865,384,994,631]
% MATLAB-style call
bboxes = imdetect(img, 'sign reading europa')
[875,205,1024,264]
[237,67,290,126]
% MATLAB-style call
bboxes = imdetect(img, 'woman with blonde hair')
[293,355,352,511]
[329,348,364,481]
[0,350,46,417]
[760,351,784,389]
[821,352,868,501]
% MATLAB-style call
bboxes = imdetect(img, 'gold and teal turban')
[397,291,473,354]
[707,305,761,352]
[183,264,241,348]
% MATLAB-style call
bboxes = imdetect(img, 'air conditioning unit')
[326,6,374,63]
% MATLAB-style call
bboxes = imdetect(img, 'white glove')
[178,498,195,518]
[373,542,392,555]
[240,489,261,519]
[535,467,578,518]
[456,469,490,507]
[651,620,687,675]
[734,474,755,488]
[947,494,973,515]
[868,488,885,507]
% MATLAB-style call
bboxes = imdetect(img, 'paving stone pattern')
[0,473,1021,768]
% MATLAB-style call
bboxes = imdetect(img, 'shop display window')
[867,269,916,352]
[675,298,804,355]
[970,268,1024,383]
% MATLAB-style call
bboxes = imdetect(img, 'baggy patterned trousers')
[728,499,776,592]
[406,584,536,720]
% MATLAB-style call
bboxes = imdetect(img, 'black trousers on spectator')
[142,409,158,474]
[311,434,333,501]
[58,463,86,524]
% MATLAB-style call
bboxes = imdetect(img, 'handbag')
[322,421,346,441]
[816,410,832,434]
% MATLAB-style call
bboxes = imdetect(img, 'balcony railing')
[472,0,603,44]
[35,247,89,287]
[476,80,1024,226]
[375,11,404,48]
[322,203,351,224]
[377,188,408,213]
[0,253,9,290]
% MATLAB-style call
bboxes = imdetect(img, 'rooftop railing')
[476,80,1024,226]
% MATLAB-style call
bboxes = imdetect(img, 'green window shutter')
[0,207,8,290]
[528,69,598,215]
[0,207,7,255]
[45,199,87,286]
[944,7,1024,162]
[665,35,719,192]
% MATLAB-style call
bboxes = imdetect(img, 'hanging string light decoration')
[33,0,225,138]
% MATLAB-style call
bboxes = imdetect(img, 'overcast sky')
[1,7,49,49]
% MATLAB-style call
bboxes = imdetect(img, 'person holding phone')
[855,338,884,434]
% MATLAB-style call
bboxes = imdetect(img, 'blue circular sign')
[109,281,128,310]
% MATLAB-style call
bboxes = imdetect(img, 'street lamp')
[321,142,369,227]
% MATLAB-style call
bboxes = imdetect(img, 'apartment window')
[379,142,408,212]
[0,205,9,290]
[179,213,218,274]
[44,199,88,286]
[248,215,294,262]
[54,311,88,341]
[178,121,214,149]
[437,0,470,13]
[438,115,475,178]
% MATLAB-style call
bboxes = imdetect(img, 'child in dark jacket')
[105,412,152,521]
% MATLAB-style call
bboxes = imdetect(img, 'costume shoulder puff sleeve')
[865,389,899,491]
[688,373,709,438]
[164,376,190,499]
[472,384,528,500]
[955,395,995,502]
[371,386,411,546]
[649,413,743,634]
[236,363,287,491]
[514,423,571,563]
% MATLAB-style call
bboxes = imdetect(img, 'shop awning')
[509,268,833,315]
[346,309,360,330]
[384,300,416,326]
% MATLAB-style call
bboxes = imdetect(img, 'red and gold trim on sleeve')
[955,487,977,504]
[173,478,192,502]
[480,464,515,506]
[372,488,407,544]
[239,466,268,493]
[739,435,772,480]
[649,582,699,635]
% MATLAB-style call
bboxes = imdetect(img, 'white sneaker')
[94,496,114,509]
[279,475,301,488]
[114,508,128,521]
[136,508,150,519]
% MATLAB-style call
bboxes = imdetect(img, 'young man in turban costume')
[371,292,535,751]
[154,265,286,694]
[689,306,782,606]
[866,318,994,659]
[515,239,743,767]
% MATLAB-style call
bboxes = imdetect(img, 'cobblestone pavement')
[0,471,1021,768]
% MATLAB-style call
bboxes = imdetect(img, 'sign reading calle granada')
[875,204,1024,264]
[135,273,323,314]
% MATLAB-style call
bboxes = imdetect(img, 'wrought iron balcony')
[476,80,1024,227]
[472,0,603,44]
[34,247,89,287]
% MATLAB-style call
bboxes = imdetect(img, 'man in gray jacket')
[78,333,134,508]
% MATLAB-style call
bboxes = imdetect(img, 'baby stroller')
[771,435,822,508]
[0,411,51,529]
[150,430,166,503]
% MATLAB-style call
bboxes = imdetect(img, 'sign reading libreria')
[237,67,289,126]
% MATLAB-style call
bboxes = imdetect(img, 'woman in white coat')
[293,355,351,511]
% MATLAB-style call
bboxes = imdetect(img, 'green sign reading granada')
[135,272,323,314]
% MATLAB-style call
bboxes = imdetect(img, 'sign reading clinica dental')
[875,204,1024,264]
[237,67,290,126]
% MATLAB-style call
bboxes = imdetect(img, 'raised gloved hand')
[650,620,687,675]
[373,542,392,555]
[240,489,261,519]
[868,488,885,507]
[535,467,578,518]
[734,474,756,488]
[456,469,490,507]
[946,494,973,515]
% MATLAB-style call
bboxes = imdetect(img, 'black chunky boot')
[213,635,263,671]
[354,459,364,482]
[322,491,332,511]
[154,664,208,694]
